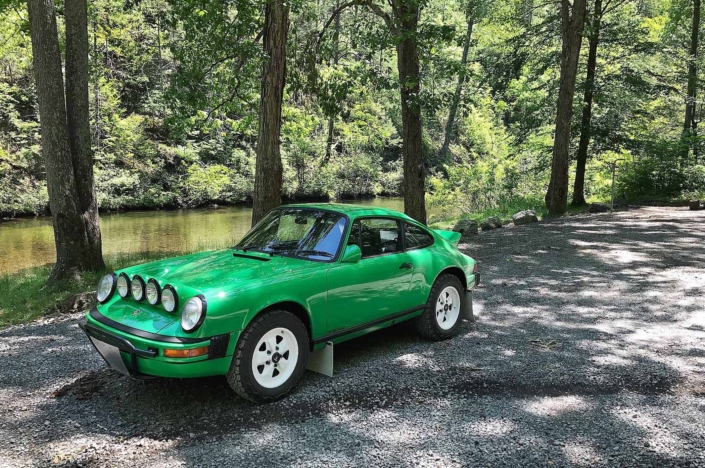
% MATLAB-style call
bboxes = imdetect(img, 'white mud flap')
[463,290,475,322]
[307,341,333,377]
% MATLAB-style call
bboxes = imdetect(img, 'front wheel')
[227,310,309,403]
[416,274,465,341]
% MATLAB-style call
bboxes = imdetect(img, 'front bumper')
[79,307,237,379]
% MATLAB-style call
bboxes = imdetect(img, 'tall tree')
[320,0,428,223]
[252,0,289,226]
[545,0,588,215]
[572,0,604,206]
[322,0,341,166]
[27,0,105,282]
[65,0,104,269]
[681,0,700,160]
[440,0,485,160]
[394,0,427,224]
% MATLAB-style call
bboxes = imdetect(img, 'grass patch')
[0,248,225,329]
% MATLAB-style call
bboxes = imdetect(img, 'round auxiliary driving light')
[96,273,117,303]
[161,285,178,313]
[117,273,130,298]
[146,279,161,305]
[131,275,146,301]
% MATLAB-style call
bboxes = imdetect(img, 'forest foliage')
[1,0,704,221]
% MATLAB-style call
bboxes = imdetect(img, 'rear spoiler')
[433,229,461,247]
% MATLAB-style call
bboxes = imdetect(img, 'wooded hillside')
[1,0,703,221]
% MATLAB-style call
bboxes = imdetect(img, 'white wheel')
[251,327,299,389]
[435,286,461,330]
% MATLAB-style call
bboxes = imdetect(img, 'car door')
[326,217,416,334]
[402,221,437,306]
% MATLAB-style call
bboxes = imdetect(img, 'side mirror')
[341,245,362,264]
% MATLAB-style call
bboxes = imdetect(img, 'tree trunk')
[323,1,341,166]
[28,0,103,282]
[572,0,602,207]
[65,0,105,271]
[395,2,427,224]
[682,0,700,160]
[440,19,474,160]
[251,0,288,227]
[545,0,587,215]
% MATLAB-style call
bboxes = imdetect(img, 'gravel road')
[1,206,704,467]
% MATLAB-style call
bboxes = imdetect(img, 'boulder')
[452,219,478,237]
[689,200,703,211]
[480,216,503,231]
[512,210,538,226]
[588,202,612,213]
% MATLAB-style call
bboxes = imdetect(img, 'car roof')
[279,203,415,221]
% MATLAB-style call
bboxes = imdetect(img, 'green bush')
[617,157,695,201]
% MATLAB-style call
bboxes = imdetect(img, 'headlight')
[117,273,130,298]
[181,295,207,332]
[146,279,161,305]
[161,285,178,313]
[96,273,116,303]
[131,275,146,301]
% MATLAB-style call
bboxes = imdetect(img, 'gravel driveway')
[1,206,704,467]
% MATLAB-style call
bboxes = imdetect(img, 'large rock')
[588,202,612,213]
[512,210,538,226]
[452,219,478,237]
[480,216,503,231]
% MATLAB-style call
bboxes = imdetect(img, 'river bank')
[0,195,590,328]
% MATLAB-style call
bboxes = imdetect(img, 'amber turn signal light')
[163,346,209,358]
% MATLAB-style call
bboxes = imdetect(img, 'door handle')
[399,262,413,270]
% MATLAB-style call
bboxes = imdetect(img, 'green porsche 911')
[80,204,480,402]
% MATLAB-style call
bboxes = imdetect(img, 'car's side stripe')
[313,305,427,344]
[88,307,208,344]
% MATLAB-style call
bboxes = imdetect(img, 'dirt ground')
[1,206,704,467]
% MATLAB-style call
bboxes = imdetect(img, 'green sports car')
[80,204,480,402]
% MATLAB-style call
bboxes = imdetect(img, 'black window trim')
[402,220,435,251]
[346,215,406,260]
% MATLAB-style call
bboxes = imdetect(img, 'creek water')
[0,198,407,275]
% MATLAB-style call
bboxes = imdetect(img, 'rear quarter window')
[404,222,434,250]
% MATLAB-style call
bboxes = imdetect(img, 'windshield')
[234,209,348,261]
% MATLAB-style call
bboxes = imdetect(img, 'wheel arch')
[249,301,314,351]
[436,266,467,291]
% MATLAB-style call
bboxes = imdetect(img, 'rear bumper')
[79,307,237,379]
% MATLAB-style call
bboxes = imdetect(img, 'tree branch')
[198,30,263,83]
[363,0,394,32]
[316,0,394,52]
[317,0,364,50]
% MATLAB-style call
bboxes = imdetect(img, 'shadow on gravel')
[2,208,704,466]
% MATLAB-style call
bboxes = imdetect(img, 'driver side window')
[349,218,402,258]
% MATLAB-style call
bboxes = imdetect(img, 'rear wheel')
[416,274,465,340]
[227,310,309,403]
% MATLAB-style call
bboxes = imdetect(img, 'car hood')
[101,249,323,335]
[121,249,330,296]
[126,249,305,288]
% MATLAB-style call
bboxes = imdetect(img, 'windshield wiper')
[296,250,334,258]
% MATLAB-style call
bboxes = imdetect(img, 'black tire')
[416,274,465,341]
[226,310,309,403]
